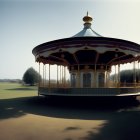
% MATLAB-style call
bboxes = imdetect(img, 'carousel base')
[38,87,140,98]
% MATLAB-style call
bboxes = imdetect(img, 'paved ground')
[0,96,140,140]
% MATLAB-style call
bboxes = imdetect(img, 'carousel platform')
[38,87,140,97]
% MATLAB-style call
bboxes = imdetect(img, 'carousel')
[32,13,140,98]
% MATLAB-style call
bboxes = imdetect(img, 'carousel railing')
[39,80,140,88]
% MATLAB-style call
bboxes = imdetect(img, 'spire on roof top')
[83,11,93,24]
[72,12,102,37]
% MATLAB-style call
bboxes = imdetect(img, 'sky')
[0,0,140,79]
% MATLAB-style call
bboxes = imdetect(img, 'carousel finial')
[83,12,93,24]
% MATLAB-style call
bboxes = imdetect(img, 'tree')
[111,69,140,83]
[22,67,41,86]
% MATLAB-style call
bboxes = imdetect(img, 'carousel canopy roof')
[32,12,140,65]
[72,12,102,37]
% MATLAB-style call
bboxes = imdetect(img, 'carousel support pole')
[60,65,61,87]
[38,62,40,87]
[62,65,63,86]
[49,64,51,93]
[115,65,117,87]
[64,66,66,87]
[117,64,120,87]
[38,62,41,96]
[105,66,108,87]
[133,61,136,87]
[138,61,140,86]
[43,64,45,87]
[94,64,97,88]
[78,65,80,88]
[57,65,58,88]
[62,66,64,87]
[63,66,65,87]
[44,64,46,87]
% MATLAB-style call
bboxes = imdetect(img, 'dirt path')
[0,96,140,140]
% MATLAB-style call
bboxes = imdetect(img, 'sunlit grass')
[0,82,38,99]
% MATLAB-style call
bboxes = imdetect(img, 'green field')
[0,82,38,99]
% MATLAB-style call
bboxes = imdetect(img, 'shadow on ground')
[6,87,37,91]
[0,96,140,140]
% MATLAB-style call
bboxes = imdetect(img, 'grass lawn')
[0,82,140,140]
[0,82,38,99]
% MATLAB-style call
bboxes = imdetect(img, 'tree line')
[111,69,140,83]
